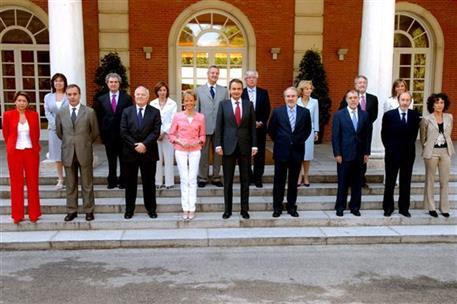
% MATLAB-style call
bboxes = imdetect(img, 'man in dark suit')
[120,86,161,219]
[332,90,371,217]
[242,70,270,188]
[268,87,312,218]
[94,72,132,189]
[215,79,257,219]
[339,75,378,188]
[381,91,420,217]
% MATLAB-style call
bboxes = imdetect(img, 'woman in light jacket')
[420,93,454,217]
[150,81,177,189]
[169,90,206,220]
[44,73,68,189]
[296,80,319,187]
[384,78,414,112]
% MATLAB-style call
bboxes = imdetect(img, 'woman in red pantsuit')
[2,91,41,224]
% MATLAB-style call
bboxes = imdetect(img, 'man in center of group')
[197,65,228,188]
[215,79,257,219]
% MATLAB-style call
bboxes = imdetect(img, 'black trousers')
[222,146,250,213]
[335,159,363,212]
[272,157,301,213]
[124,160,156,214]
[105,139,125,186]
[383,154,414,212]
[250,128,267,183]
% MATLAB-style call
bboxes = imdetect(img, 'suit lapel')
[75,105,86,126]
[283,106,293,132]
[343,108,356,132]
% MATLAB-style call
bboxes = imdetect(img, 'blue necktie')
[289,108,296,132]
[137,108,143,128]
[210,86,215,99]
[401,112,406,124]
[71,108,77,126]
[351,110,358,131]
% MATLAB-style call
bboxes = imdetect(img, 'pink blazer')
[168,112,206,151]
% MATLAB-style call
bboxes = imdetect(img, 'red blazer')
[2,110,41,154]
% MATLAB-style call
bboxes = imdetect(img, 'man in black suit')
[242,70,270,188]
[339,75,378,188]
[332,90,371,217]
[268,87,312,218]
[215,79,257,219]
[120,86,161,219]
[94,73,132,189]
[381,91,420,217]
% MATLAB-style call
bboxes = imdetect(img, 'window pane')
[1,29,33,44]
[3,78,16,90]
[39,78,50,90]
[212,13,227,28]
[38,64,50,76]
[197,32,227,47]
[4,91,16,103]
[398,15,413,31]
[399,54,411,65]
[0,10,15,27]
[22,64,35,76]
[413,67,425,79]
[215,53,227,66]
[230,53,243,66]
[393,33,411,47]
[21,51,34,63]
[409,22,425,39]
[37,51,50,63]
[181,67,193,79]
[231,68,242,79]
[16,10,32,27]
[23,91,36,103]
[27,16,46,34]
[413,80,424,91]
[23,77,35,89]
[181,52,194,65]
[2,64,15,76]
[196,13,211,30]
[414,34,429,48]
[196,52,208,67]
[35,29,49,44]
[2,50,14,63]
[178,31,193,47]
[186,18,202,37]
[229,32,245,47]
[399,67,411,78]
[196,68,207,78]
[414,54,426,66]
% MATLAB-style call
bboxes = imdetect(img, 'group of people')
[2,66,454,224]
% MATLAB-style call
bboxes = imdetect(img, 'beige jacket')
[420,113,454,159]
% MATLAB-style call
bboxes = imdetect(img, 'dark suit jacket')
[242,87,271,126]
[381,108,420,160]
[267,105,312,162]
[332,108,371,162]
[94,91,132,144]
[214,99,257,156]
[339,93,378,124]
[120,105,161,162]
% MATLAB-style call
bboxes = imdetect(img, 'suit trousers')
[175,150,200,212]
[198,134,222,182]
[335,160,363,212]
[7,148,41,221]
[125,159,157,214]
[156,135,175,187]
[65,153,95,213]
[222,146,250,213]
[273,157,302,213]
[104,138,125,186]
[424,148,451,213]
[250,128,267,183]
[383,154,415,212]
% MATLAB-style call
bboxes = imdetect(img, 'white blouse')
[16,120,32,149]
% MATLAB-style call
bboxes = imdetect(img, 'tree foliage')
[93,52,129,101]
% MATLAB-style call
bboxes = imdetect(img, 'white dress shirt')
[347,106,359,121]
[398,108,408,123]
[69,103,81,116]
[16,120,32,149]
[110,91,119,105]
[136,105,146,118]
[231,98,243,118]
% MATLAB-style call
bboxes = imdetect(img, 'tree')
[295,50,332,143]
[93,52,129,101]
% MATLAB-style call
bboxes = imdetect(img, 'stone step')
[2,224,455,250]
[2,210,456,232]
[1,182,456,199]
[1,195,456,215]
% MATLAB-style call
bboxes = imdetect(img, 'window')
[0,8,50,128]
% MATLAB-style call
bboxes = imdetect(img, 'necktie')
[289,108,296,132]
[401,112,406,124]
[360,95,366,111]
[71,107,77,125]
[111,94,117,112]
[351,110,358,131]
[248,89,255,109]
[137,108,143,128]
[210,86,215,99]
[235,101,241,126]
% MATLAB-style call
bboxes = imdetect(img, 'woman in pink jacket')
[169,90,206,220]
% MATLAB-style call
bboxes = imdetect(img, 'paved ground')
[2,244,456,304]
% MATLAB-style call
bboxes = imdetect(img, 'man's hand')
[251,148,258,156]
[135,143,147,153]
[363,155,369,164]
[216,147,223,156]
[335,156,342,164]
[158,132,165,141]
[256,121,263,128]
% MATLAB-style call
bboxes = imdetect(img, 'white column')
[358,0,395,166]
[48,0,87,104]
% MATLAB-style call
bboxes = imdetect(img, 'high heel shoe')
[188,212,195,220]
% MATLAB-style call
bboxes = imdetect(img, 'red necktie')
[235,101,241,126]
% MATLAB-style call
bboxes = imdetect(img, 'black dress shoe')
[118,184,125,189]
[240,211,250,219]
[384,210,393,217]
[107,184,117,189]
[362,183,369,189]
[197,181,206,188]
[212,181,223,187]
[336,210,344,217]
[254,182,263,188]
[303,183,310,187]
[351,210,361,217]
[288,210,299,217]
[148,211,158,219]
[399,210,411,217]
[272,211,282,218]
[441,212,450,218]
[222,212,232,219]
[429,211,438,218]
[85,213,94,221]
[64,212,77,222]
[124,212,133,219]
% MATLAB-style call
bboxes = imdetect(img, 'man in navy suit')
[381,91,420,217]
[268,87,312,218]
[242,70,271,188]
[332,90,371,217]
[215,79,257,219]
[120,86,161,219]
[94,73,132,189]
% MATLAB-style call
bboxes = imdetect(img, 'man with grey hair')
[242,70,271,188]
[196,65,229,188]
[94,72,132,189]
[268,87,312,218]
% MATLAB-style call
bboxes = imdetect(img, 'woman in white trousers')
[169,90,206,220]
